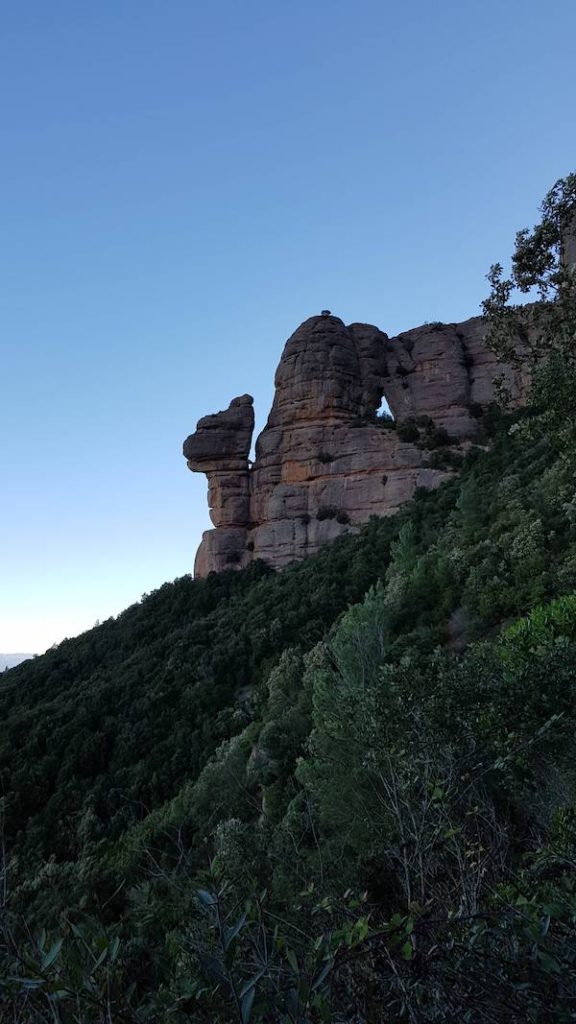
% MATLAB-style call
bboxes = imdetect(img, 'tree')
[482,172,576,424]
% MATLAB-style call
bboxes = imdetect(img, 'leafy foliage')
[483,171,576,424]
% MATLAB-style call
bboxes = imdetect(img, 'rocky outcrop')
[382,316,528,437]
[183,395,254,576]
[184,313,527,576]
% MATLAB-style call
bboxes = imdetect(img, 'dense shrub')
[397,417,420,442]
[316,450,334,463]
[316,504,338,520]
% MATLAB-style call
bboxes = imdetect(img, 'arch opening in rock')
[375,393,395,423]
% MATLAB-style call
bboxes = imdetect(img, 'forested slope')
[2,411,576,1022]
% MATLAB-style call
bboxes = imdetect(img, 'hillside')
[2,174,576,1022]
[3,409,576,1021]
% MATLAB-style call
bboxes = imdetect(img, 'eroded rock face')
[382,316,529,437]
[183,395,254,573]
[184,314,526,575]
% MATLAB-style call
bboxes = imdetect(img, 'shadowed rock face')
[184,314,527,576]
[183,395,254,574]
[382,316,528,436]
[183,394,254,471]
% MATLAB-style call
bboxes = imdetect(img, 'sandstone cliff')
[184,313,527,576]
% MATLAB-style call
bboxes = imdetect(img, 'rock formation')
[184,313,527,576]
[381,317,527,436]
[183,395,255,577]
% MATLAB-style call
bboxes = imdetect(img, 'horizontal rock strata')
[184,313,527,575]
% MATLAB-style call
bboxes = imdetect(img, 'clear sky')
[1,0,575,653]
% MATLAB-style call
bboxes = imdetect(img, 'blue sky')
[2,0,575,652]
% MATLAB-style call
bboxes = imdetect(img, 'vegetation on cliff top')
[1,174,575,1022]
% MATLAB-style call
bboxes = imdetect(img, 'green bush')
[316,504,338,520]
[396,417,420,442]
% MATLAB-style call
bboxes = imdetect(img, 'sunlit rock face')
[184,313,527,576]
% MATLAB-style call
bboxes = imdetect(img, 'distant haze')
[0,654,35,671]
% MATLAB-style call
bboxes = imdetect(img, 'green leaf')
[286,948,299,975]
[311,958,334,992]
[224,937,238,970]
[92,946,109,972]
[443,826,461,839]
[197,889,217,910]
[241,986,255,1023]
[240,966,267,999]
[311,992,332,1023]
[7,977,45,988]
[42,938,63,971]
[401,941,413,961]
[224,910,247,949]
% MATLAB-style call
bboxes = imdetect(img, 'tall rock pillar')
[183,394,254,575]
